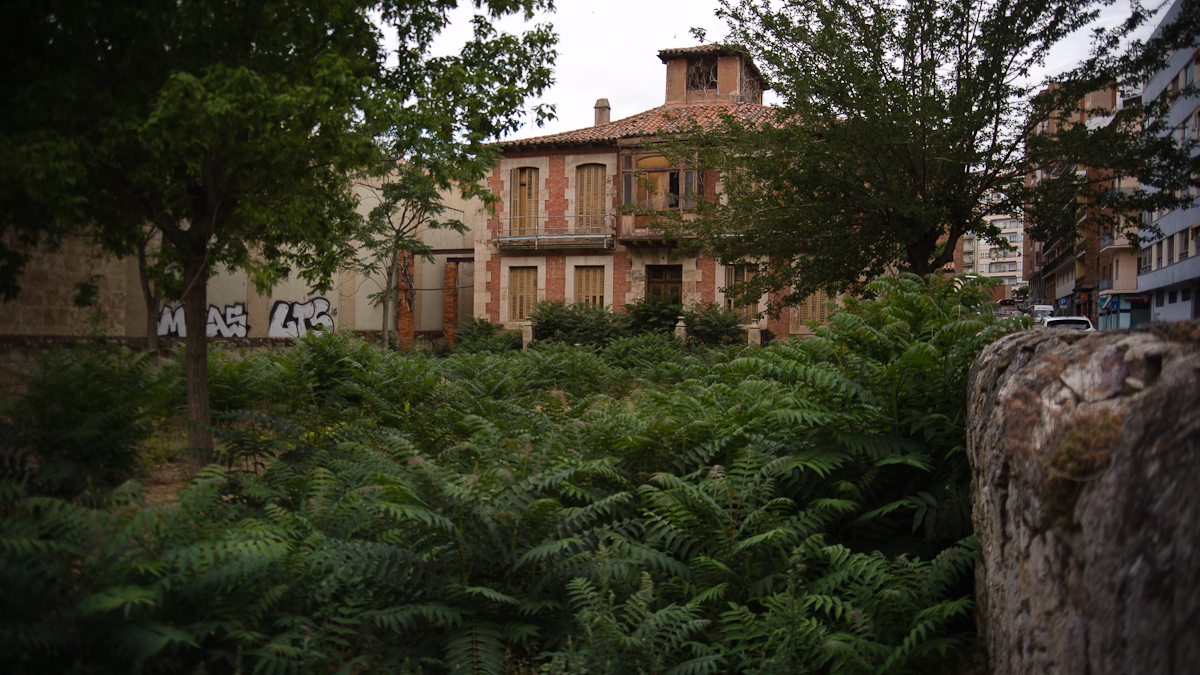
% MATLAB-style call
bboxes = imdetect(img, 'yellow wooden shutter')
[575,266,604,307]
[510,267,537,321]
[724,266,757,321]
[576,164,604,232]
[509,168,520,235]
[526,168,538,234]
[796,290,837,325]
[511,168,538,235]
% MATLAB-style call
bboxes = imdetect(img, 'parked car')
[1038,316,1095,330]
[1032,304,1055,321]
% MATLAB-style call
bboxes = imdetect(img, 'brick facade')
[443,262,459,344]
[396,250,416,349]
[470,45,817,338]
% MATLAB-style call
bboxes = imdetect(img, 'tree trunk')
[381,250,397,349]
[138,237,162,351]
[182,250,212,471]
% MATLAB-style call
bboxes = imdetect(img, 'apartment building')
[962,214,1026,287]
[1023,84,1149,326]
[472,45,827,338]
[1136,0,1200,322]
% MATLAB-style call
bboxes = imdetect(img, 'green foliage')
[0,347,164,498]
[456,317,524,354]
[0,275,1023,673]
[682,302,747,346]
[352,164,470,345]
[660,0,1199,303]
[530,300,629,347]
[1,0,559,456]
[724,537,978,675]
[624,294,683,335]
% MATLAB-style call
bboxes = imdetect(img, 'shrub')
[529,300,628,347]
[623,294,682,335]
[1,274,1025,673]
[682,301,747,346]
[0,347,162,498]
[456,316,523,354]
[600,332,684,371]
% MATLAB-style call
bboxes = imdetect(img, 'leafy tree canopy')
[0,0,556,450]
[663,0,1198,308]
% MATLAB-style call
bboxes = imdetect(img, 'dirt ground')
[140,459,190,505]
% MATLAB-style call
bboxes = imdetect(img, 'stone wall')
[967,323,1200,675]
[2,236,131,336]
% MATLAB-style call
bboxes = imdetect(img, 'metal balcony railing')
[495,214,615,249]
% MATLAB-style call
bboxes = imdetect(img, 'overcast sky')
[419,0,1161,142]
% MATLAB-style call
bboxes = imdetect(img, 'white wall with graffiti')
[155,298,338,338]
[3,178,483,340]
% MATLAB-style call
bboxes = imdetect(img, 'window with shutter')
[796,290,836,325]
[576,164,606,233]
[510,267,537,321]
[510,168,539,235]
[575,266,605,307]
[724,266,758,322]
[646,265,683,302]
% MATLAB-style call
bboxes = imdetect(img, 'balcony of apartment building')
[1039,239,1073,276]
[1100,231,1132,251]
[1098,273,1139,293]
[495,214,615,250]
[617,212,699,246]
[1138,224,1200,291]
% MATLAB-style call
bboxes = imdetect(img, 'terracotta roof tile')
[656,44,738,61]
[501,102,777,148]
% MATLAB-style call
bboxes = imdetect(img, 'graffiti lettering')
[206,303,249,338]
[157,305,187,337]
[268,298,333,338]
[157,303,250,337]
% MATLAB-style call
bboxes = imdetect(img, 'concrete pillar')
[746,325,760,345]
[443,261,459,345]
[675,316,687,339]
[522,320,533,348]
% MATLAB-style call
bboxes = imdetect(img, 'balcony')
[617,213,698,245]
[1100,233,1131,251]
[495,214,615,250]
[1099,275,1139,292]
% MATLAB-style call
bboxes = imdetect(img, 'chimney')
[594,98,611,126]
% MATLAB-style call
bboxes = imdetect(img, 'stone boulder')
[967,323,1200,675]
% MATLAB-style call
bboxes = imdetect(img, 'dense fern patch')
[0,274,1027,674]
